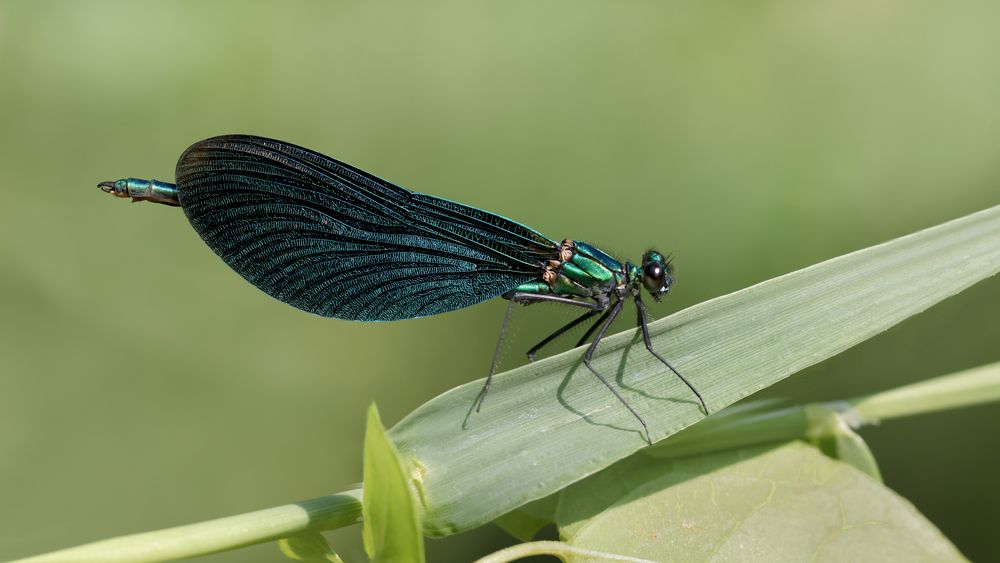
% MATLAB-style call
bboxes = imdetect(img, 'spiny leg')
[581,299,652,444]
[507,291,604,362]
[526,300,616,362]
[634,296,708,414]
[475,299,517,412]
[574,306,614,349]
[526,309,601,362]
[476,292,603,412]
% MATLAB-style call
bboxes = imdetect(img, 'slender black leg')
[514,292,606,359]
[475,299,516,412]
[635,296,708,414]
[526,309,600,362]
[475,293,602,413]
[581,300,653,444]
[574,307,613,349]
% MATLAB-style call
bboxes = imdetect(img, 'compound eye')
[642,261,665,294]
[644,262,663,282]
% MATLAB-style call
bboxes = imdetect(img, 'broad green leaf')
[390,204,1000,535]
[362,404,424,563]
[278,532,344,562]
[559,442,964,562]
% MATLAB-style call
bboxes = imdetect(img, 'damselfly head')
[641,250,674,302]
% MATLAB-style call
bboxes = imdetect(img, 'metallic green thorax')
[512,239,633,300]
[99,178,180,207]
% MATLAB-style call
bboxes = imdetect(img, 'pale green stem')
[14,489,362,563]
[473,540,660,563]
[846,361,1000,423]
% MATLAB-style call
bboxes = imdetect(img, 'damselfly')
[100,135,706,442]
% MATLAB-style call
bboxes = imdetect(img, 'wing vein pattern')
[175,135,558,321]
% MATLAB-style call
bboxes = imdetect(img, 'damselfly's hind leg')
[475,293,603,412]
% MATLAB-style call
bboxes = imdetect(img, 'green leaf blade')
[560,442,964,562]
[391,205,1000,535]
[363,404,425,563]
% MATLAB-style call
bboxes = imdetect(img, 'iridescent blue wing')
[175,135,557,321]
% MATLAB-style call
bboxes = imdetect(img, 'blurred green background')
[1,1,998,561]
